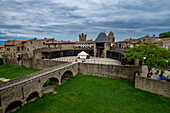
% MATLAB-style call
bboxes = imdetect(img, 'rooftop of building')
[74,40,93,44]
[0,45,5,48]
[160,37,170,41]
[124,39,141,44]
[4,38,54,46]
[37,38,54,41]
[46,41,74,44]
[4,40,25,46]
[94,32,111,43]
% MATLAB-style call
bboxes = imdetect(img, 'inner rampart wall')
[78,63,139,82]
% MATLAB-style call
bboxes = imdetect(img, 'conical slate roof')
[94,32,111,43]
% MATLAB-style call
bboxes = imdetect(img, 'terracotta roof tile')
[123,39,140,44]
[0,45,4,48]
[161,37,170,41]
[74,40,93,44]
[46,41,74,44]
[124,39,130,42]
[37,38,54,41]
[4,40,25,46]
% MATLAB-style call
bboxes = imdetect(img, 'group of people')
[156,71,170,82]
[137,69,170,82]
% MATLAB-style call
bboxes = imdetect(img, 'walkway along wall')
[78,63,139,82]
[135,76,170,98]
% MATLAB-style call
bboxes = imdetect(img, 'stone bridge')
[0,63,78,113]
[0,59,140,113]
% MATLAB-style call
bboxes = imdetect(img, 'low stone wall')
[78,63,139,82]
[135,76,170,98]
[33,59,69,69]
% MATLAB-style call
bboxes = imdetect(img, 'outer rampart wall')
[135,76,170,98]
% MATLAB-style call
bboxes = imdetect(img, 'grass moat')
[0,64,41,80]
[15,74,170,113]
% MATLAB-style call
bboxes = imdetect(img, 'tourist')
[166,75,170,82]
[155,70,159,75]
[167,75,170,79]
[147,73,150,78]
[158,75,161,80]
[150,71,153,76]
[161,75,165,80]
[137,70,140,76]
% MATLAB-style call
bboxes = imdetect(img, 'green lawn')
[0,64,41,80]
[15,74,170,113]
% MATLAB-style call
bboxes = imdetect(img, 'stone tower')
[79,33,87,42]
[94,32,111,58]
[108,31,115,43]
[108,31,115,47]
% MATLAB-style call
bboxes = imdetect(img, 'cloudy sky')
[0,0,170,43]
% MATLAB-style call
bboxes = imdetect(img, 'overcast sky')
[0,0,170,42]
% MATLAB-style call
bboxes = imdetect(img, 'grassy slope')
[0,64,41,79]
[15,74,170,113]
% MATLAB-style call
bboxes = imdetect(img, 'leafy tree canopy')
[123,43,170,73]
[159,31,170,38]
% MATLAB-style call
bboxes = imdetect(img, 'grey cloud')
[0,0,170,41]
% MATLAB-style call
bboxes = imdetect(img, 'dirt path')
[0,78,10,82]
[42,85,55,94]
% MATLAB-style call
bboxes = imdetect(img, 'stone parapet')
[135,76,170,98]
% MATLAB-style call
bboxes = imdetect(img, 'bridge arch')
[26,91,39,103]
[41,77,59,94]
[5,101,22,113]
[61,70,74,83]
[42,77,59,87]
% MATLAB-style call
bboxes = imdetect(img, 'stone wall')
[33,59,69,69]
[135,76,170,98]
[22,58,32,68]
[78,63,139,82]
[22,57,70,69]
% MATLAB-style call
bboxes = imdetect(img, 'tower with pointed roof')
[108,31,115,47]
[94,32,111,58]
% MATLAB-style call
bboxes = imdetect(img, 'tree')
[159,31,170,38]
[123,43,170,73]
